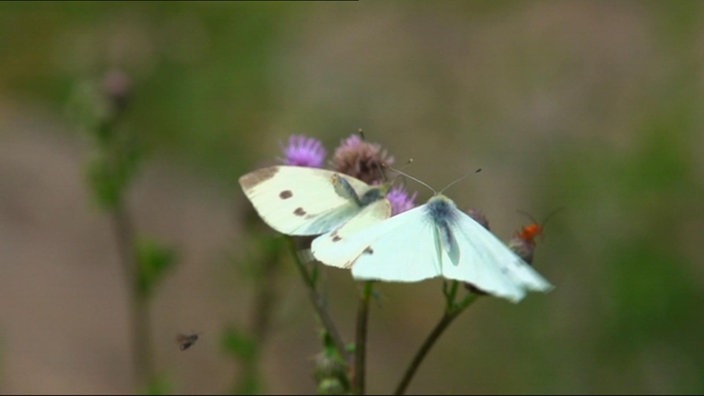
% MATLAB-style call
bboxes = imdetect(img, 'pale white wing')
[442,208,553,303]
[238,166,374,235]
[344,205,444,282]
[311,199,392,268]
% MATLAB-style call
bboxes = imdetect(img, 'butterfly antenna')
[438,168,482,195]
[387,165,437,195]
[386,158,415,186]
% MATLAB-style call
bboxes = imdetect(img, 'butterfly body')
[427,195,461,265]
[312,193,553,303]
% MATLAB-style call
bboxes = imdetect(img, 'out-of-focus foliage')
[1,2,293,178]
[136,238,178,299]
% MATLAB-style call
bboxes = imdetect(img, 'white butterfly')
[239,165,391,236]
[311,192,553,303]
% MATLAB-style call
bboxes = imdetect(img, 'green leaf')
[221,327,257,361]
[136,238,177,298]
[87,159,123,210]
[145,374,173,395]
[233,373,261,396]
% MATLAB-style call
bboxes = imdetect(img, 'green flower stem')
[251,243,281,342]
[233,240,282,394]
[394,281,480,395]
[351,281,374,395]
[286,237,350,363]
[111,203,153,391]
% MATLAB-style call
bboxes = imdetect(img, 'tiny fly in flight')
[177,333,200,351]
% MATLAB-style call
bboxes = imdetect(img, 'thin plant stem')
[285,237,351,362]
[234,239,283,394]
[394,282,480,395]
[351,281,374,395]
[251,245,281,342]
[111,203,153,391]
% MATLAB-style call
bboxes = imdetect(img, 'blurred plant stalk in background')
[68,69,177,394]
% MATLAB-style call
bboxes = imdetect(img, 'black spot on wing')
[363,246,374,255]
[294,207,307,216]
[279,190,293,199]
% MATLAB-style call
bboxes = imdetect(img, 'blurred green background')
[1,1,703,394]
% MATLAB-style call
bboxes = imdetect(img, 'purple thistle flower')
[280,135,327,168]
[339,134,364,148]
[387,186,417,216]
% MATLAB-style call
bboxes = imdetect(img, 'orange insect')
[510,208,564,264]
[516,222,544,246]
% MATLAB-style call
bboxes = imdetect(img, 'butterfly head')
[426,195,459,224]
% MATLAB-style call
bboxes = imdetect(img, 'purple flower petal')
[280,135,327,168]
[387,186,418,216]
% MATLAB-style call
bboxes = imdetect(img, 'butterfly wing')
[311,199,392,268]
[315,204,444,282]
[239,166,376,235]
[441,206,553,302]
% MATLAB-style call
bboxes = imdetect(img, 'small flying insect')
[177,333,200,351]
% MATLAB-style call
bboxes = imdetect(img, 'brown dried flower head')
[331,133,394,185]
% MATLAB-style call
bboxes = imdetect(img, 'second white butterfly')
[312,189,553,303]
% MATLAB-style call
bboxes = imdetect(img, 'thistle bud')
[331,133,394,185]
[101,68,132,117]
[313,351,350,395]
